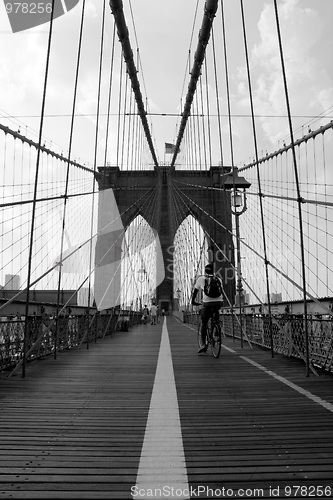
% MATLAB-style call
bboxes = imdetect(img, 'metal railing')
[0,310,141,374]
[183,310,333,374]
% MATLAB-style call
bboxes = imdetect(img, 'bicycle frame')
[198,314,222,358]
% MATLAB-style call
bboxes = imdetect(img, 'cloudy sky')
[0,0,332,302]
[0,0,332,168]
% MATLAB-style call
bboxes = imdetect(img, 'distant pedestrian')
[142,305,149,325]
[150,302,157,325]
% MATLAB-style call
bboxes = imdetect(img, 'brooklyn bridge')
[0,0,332,498]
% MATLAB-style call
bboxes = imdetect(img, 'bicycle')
[197,313,222,358]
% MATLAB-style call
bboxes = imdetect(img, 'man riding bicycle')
[191,263,224,353]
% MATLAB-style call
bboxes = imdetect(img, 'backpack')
[204,276,223,298]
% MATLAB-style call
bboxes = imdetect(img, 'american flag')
[165,143,177,155]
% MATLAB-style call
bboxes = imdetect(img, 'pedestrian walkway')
[0,316,332,499]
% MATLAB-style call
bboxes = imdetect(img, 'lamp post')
[222,167,251,348]
[137,267,147,311]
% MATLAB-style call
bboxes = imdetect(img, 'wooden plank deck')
[0,316,332,499]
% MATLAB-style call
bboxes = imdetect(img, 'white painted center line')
[134,317,189,499]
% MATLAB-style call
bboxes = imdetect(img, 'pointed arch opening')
[121,215,159,310]
[173,215,208,311]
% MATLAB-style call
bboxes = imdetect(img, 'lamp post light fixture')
[137,267,147,310]
[222,167,251,213]
[222,167,251,348]
[137,267,147,282]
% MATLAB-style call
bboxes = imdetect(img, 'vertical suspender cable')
[11,141,16,280]
[126,88,134,169]
[87,0,107,348]
[22,0,56,378]
[175,0,200,160]
[273,0,310,376]
[133,109,139,169]
[54,0,87,360]
[170,0,219,169]
[322,136,328,294]
[211,26,224,166]
[1,134,7,280]
[19,142,24,288]
[220,0,241,346]
[195,87,203,168]
[116,55,123,168]
[109,0,159,171]
[204,57,212,168]
[188,115,194,169]
[198,77,207,169]
[204,56,217,263]
[312,139,318,295]
[130,67,138,171]
[103,20,116,167]
[239,0,274,357]
[120,74,129,168]
[220,0,234,169]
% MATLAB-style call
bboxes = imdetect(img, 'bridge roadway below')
[0,317,332,499]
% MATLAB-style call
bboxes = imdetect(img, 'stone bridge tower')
[96,165,235,312]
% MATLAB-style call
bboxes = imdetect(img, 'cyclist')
[150,302,157,325]
[191,263,224,353]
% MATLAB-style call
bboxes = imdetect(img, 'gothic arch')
[96,165,235,309]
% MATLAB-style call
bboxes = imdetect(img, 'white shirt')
[194,275,223,303]
[150,305,157,316]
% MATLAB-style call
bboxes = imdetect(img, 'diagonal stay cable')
[171,180,333,318]
[170,182,253,345]
[8,185,160,377]
[0,182,158,313]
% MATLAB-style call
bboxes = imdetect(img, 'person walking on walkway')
[150,302,157,325]
[191,263,224,353]
[142,305,149,325]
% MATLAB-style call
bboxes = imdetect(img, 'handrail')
[240,120,333,171]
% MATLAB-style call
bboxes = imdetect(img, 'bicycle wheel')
[210,321,221,358]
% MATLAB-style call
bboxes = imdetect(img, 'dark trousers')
[200,301,223,344]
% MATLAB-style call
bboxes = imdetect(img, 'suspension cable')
[0,181,157,313]
[109,0,159,170]
[172,180,333,317]
[103,19,116,167]
[239,0,274,356]
[170,0,219,169]
[273,0,310,375]
[211,26,224,166]
[22,0,56,378]
[54,0,87,357]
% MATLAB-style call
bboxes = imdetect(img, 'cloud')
[237,0,333,145]
[0,33,47,108]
